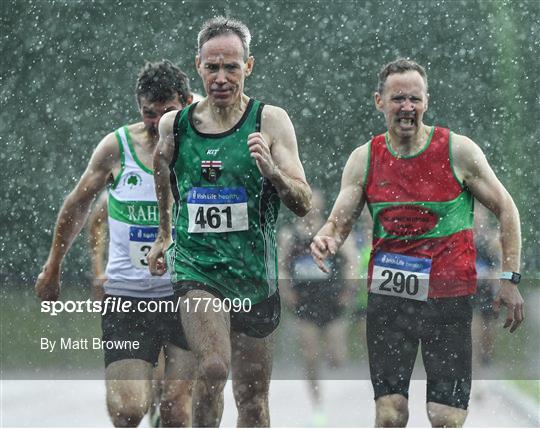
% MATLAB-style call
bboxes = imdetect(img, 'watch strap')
[500,271,521,284]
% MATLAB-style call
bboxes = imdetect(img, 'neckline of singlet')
[187,98,255,139]
[384,126,435,159]
[122,126,154,175]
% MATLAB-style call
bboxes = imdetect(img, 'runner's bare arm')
[147,110,177,276]
[311,145,368,273]
[452,133,524,332]
[340,235,360,280]
[35,134,119,300]
[277,226,297,309]
[338,235,360,305]
[249,105,311,217]
[87,193,108,300]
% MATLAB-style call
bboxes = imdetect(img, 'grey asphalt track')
[1,379,538,427]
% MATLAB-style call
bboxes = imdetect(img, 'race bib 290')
[370,251,431,301]
[187,187,248,233]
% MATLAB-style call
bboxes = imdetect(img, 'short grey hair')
[197,16,251,61]
[377,58,428,95]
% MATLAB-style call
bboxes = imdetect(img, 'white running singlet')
[104,126,172,298]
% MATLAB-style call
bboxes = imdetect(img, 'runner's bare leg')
[161,344,198,427]
[297,319,322,405]
[180,289,230,427]
[231,330,275,427]
[105,360,153,427]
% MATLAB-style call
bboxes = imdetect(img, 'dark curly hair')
[135,60,191,105]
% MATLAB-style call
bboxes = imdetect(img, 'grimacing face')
[196,33,253,107]
[375,70,429,141]
[138,94,184,137]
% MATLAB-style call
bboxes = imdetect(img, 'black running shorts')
[101,294,189,368]
[230,290,281,338]
[174,281,281,338]
[367,293,473,410]
[293,281,345,328]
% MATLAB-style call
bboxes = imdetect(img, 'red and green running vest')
[364,126,476,299]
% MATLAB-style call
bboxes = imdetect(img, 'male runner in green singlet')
[148,17,312,427]
[36,61,196,427]
[311,59,524,427]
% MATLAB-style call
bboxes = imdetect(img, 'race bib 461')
[187,187,249,233]
[370,251,431,301]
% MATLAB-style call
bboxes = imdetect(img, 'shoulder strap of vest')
[255,101,265,132]
[171,108,187,170]
[110,127,128,190]
[116,126,132,161]
[169,109,187,212]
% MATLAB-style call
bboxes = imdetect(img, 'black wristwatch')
[500,271,521,285]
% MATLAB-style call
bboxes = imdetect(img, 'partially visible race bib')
[370,251,431,301]
[187,187,248,233]
[129,226,157,269]
[293,255,332,281]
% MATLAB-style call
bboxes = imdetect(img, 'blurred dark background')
[2,0,539,285]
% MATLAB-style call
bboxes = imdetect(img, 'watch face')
[512,272,522,284]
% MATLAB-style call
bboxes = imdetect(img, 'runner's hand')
[310,235,338,274]
[147,236,172,276]
[493,281,524,333]
[247,132,276,179]
[35,263,60,301]
[91,275,107,301]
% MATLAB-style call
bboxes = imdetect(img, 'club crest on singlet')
[123,172,142,189]
[201,160,222,183]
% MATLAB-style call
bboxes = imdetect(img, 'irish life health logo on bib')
[371,251,432,301]
[187,187,248,233]
[128,226,158,269]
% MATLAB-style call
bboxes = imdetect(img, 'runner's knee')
[427,402,467,428]
[234,379,269,406]
[106,382,150,427]
[107,395,148,427]
[327,349,346,368]
[375,395,408,427]
[200,354,229,382]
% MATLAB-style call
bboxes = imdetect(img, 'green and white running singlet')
[105,126,173,298]
[168,99,281,304]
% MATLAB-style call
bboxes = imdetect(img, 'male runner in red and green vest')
[311,59,524,427]
[148,17,311,427]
